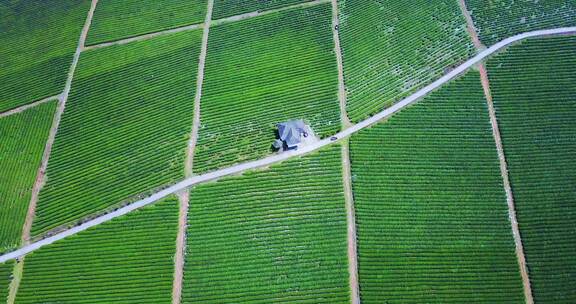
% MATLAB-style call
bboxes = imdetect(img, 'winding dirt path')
[458,1,534,303]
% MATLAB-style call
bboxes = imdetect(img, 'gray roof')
[277,120,306,148]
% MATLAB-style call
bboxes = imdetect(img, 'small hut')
[273,119,309,151]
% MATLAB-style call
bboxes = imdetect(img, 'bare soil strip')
[83,23,203,52]
[341,140,360,304]
[480,64,534,304]
[458,2,534,303]
[8,1,99,303]
[0,95,60,119]
[1,27,574,265]
[331,0,351,128]
[332,1,359,302]
[212,0,330,26]
[457,0,485,50]
[172,1,214,303]
[172,191,190,304]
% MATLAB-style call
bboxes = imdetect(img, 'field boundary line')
[0,26,575,264]
[458,2,534,303]
[82,0,329,52]
[172,1,214,303]
[332,1,359,303]
[0,95,60,119]
[83,23,203,51]
[212,0,330,26]
[7,0,99,303]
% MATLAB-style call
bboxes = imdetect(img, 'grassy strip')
[212,0,313,19]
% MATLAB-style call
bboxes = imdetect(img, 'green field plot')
[487,36,576,303]
[0,0,91,112]
[183,146,349,303]
[87,0,207,45]
[0,261,12,302]
[31,31,202,236]
[338,0,475,122]
[194,4,340,173]
[350,72,524,303]
[0,102,56,253]
[16,197,178,304]
[212,0,313,19]
[466,0,576,46]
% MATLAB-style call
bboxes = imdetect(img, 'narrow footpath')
[331,1,360,303]
[172,1,215,303]
[458,1,534,303]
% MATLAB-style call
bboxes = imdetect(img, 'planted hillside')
[183,146,349,303]
[87,0,207,45]
[0,102,56,253]
[465,0,576,46]
[487,36,576,303]
[338,0,475,122]
[350,72,524,303]
[0,261,12,302]
[194,4,340,173]
[0,0,91,112]
[16,197,178,303]
[212,0,313,19]
[31,31,202,236]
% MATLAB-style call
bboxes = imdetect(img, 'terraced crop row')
[0,0,91,112]
[350,72,524,303]
[194,4,340,173]
[0,261,12,302]
[487,36,576,303]
[212,0,313,19]
[0,102,56,254]
[338,0,475,122]
[15,197,178,303]
[183,146,349,303]
[466,0,576,46]
[87,0,207,45]
[31,31,202,236]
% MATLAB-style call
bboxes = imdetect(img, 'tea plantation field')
[0,102,56,254]
[193,4,340,173]
[338,0,475,122]
[465,0,576,46]
[212,0,313,19]
[487,36,576,303]
[183,146,349,303]
[0,0,91,112]
[86,0,207,45]
[15,197,178,303]
[31,31,202,236]
[349,72,524,303]
[0,261,12,302]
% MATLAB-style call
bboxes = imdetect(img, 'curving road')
[1,26,575,264]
